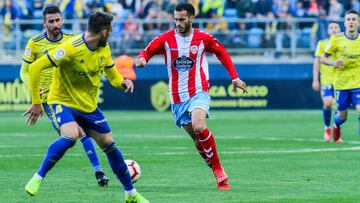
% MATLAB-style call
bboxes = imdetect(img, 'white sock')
[35,173,44,180]
[125,188,137,196]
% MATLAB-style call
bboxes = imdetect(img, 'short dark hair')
[43,5,61,19]
[88,11,114,34]
[328,21,339,26]
[346,9,359,16]
[175,2,195,16]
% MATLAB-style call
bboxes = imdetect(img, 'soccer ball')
[125,159,141,183]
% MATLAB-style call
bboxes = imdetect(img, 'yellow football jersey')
[44,34,120,113]
[325,33,360,90]
[314,39,335,85]
[22,32,74,102]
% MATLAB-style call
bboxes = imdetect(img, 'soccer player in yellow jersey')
[20,5,109,187]
[24,11,149,203]
[312,21,341,142]
[321,9,360,143]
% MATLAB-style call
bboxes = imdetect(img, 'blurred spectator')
[328,0,343,21]
[351,0,360,12]
[164,0,177,14]
[119,0,136,12]
[201,0,225,18]
[201,0,227,31]
[85,0,106,17]
[1,0,20,51]
[306,0,320,17]
[143,2,160,32]
[60,0,84,30]
[254,0,273,19]
[291,0,307,17]
[188,0,201,16]
[123,12,141,50]
[236,0,254,30]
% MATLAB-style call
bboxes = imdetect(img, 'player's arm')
[312,42,322,92]
[104,47,133,92]
[104,66,134,93]
[20,62,30,85]
[320,36,344,68]
[135,35,166,68]
[24,55,54,125]
[20,39,36,85]
[25,43,72,125]
[312,57,321,92]
[204,33,247,93]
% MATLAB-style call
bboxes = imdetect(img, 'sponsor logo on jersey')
[173,55,194,71]
[54,49,65,60]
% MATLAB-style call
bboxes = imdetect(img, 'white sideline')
[2,146,360,158]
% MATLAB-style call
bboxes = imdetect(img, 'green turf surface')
[1,110,360,203]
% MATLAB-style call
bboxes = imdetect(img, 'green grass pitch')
[1,110,360,203]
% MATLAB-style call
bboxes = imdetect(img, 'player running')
[20,5,109,186]
[24,11,149,203]
[321,9,360,142]
[135,2,247,190]
[312,21,341,142]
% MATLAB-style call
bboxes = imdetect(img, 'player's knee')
[192,123,206,135]
[323,102,332,109]
[337,112,347,120]
[96,134,113,149]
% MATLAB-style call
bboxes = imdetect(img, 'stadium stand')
[0,0,355,61]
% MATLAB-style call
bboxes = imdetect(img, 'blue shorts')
[335,88,360,111]
[43,103,111,134]
[171,92,210,128]
[321,84,334,98]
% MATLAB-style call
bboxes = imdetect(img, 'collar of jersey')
[44,31,63,42]
[344,33,359,40]
[82,34,96,52]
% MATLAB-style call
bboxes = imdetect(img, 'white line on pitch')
[2,146,360,158]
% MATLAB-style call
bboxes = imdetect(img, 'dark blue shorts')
[321,84,334,98]
[335,88,360,111]
[43,103,111,134]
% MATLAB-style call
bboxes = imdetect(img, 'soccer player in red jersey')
[136,2,247,190]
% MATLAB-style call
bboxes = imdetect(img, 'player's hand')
[334,59,344,68]
[312,80,320,92]
[232,78,248,93]
[23,104,43,125]
[135,57,147,68]
[122,79,134,93]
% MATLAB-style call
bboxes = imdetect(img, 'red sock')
[197,128,221,171]
[194,142,212,168]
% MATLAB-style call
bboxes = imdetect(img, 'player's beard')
[98,36,108,47]
[51,26,62,37]
[178,20,191,35]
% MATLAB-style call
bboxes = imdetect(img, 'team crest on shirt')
[190,45,198,54]
[24,47,31,58]
[173,55,194,72]
[54,49,65,60]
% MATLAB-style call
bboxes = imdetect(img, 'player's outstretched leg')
[103,141,149,203]
[196,128,230,190]
[333,114,346,143]
[25,136,76,196]
[80,135,109,186]
[322,108,332,142]
[194,142,212,168]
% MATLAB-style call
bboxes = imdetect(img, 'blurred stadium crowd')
[0,0,356,58]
